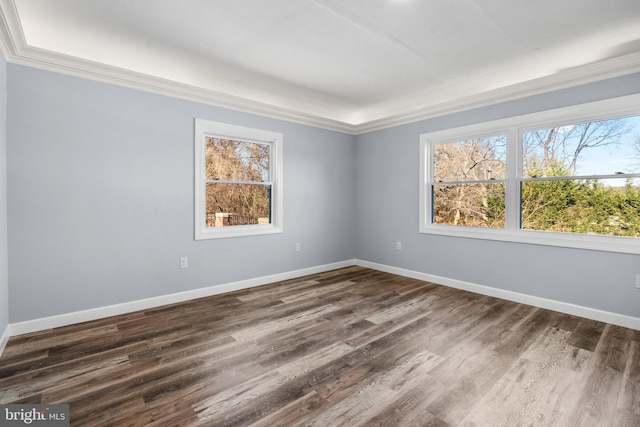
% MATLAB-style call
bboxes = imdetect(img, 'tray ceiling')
[1,0,640,133]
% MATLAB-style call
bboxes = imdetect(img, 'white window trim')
[194,119,283,240]
[419,93,640,254]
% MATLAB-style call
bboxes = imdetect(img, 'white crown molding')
[1,0,640,135]
[8,44,360,134]
[0,0,22,57]
[355,51,640,134]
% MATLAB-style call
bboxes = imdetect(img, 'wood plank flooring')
[1,266,639,426]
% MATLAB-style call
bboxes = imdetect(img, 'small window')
[195,119,283,240]
[431,135,507,228]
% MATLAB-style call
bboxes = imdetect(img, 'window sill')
[195,224,283,240]
[419,225,640,254]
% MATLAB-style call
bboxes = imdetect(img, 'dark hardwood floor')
[1,266,638,426]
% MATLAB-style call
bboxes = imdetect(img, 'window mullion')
[505,128,520,232]
[433,178,506,185]
[206,179,273,186]
[521,173,640,182]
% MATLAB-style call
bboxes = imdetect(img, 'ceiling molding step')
[5,41,640,136]
[0,0,23,59]
[2,0,640,135]
[354,51,640,134]
[11,40,640,137]
[7,44,360,134]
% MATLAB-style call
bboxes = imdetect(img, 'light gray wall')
[6,60,640,325]
[0,54,7,337]
[7,64,356,323]
[355,73,640,319]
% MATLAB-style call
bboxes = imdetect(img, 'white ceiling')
[1,0,640,133]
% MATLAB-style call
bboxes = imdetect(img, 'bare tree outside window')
[429,115,640,237]
[432,135,506,228]
[205,137,272,227]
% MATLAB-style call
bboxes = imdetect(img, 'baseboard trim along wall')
[0,326,9,357]
[7,260,356,338]
[4,258,639,348]
[356,259,640,331]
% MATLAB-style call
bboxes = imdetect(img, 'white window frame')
[195,119,283,240]
[420,93,640,254]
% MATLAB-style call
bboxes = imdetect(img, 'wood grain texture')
[1,266,638,426]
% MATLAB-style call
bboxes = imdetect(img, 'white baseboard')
[356,259,640,331]
[8,260,357,337]
[0,324,9,356]
[5,257,638,348]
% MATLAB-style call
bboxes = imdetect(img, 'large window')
[420,94,640,254]
[195,119,283,240]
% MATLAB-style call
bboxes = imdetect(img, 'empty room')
[0,1,639,426]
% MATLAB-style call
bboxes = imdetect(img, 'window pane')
[521,178,640,236]
[522,116,640,178]
[206,183,271,227]
[433,135,506,182]
[206,137,270,182]
[432,183,505,228]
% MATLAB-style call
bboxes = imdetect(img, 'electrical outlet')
[180,257,189,269]
[295,242,301,252]
[636,274,640,289]
[396,241,402,250]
